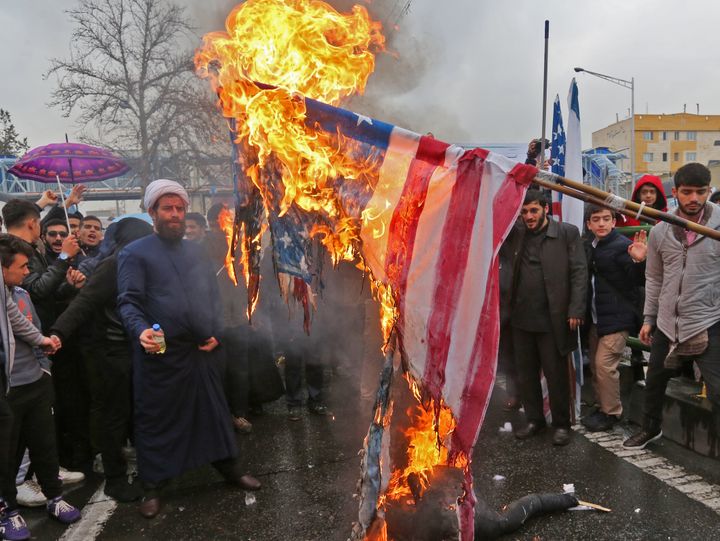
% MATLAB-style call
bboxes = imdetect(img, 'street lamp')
[574,67,635,191]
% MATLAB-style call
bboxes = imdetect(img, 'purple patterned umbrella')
[9,143,130,183]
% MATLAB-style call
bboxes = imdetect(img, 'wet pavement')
[21,372,720,541]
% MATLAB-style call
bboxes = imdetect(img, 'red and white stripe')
[360,134,536,539]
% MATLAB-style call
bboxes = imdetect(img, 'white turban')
[144,179,190,211]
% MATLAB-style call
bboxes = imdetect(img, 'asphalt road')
[21,371,720,541]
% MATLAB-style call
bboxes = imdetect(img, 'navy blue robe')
[117,234,237,483]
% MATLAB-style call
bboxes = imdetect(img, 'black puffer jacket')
[585,229,645,336]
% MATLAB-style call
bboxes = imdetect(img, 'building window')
[686,152,697,161]
[662,152,668,162]
[643,152,654,162]
[642,131,653,140]
[687,131,697,141]
[662,131,668,141]
[674,152,680,161]
[674,131,680,140]
[714,140,720,146]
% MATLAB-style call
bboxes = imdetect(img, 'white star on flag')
[356,114,373,126]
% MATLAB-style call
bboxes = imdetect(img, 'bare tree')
[47,0,229,189]
[0,109,30,156]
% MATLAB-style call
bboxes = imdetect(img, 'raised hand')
[628,230,648,262]
[65,185,87,208]
[36,190,59,209]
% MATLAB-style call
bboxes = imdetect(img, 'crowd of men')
[1,160,719,539]
[500,160,720,450]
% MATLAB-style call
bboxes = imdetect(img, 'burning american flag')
[195,1,537,538]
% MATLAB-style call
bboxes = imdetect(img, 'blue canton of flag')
[550,95,566,218]
[551,94,566,176]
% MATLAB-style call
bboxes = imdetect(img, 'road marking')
[58,482,117,541]
[577,426,720,514]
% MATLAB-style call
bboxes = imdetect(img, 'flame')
[217,207,238,286]
[195,0,385,263]
[195,4,465,538]
[384,376,469,503]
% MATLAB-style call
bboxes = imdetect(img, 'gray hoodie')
[1,278,47,392]
[644,202,720,343]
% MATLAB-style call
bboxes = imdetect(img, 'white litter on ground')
[492,475,506,482]
[498,422,513,433]
[245,492,257,506]
[563,483,575,494]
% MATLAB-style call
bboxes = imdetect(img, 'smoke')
[186,0,466,140]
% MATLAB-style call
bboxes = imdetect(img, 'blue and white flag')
[564,78,585,228]
[550,94,566,217]
[565,78,585,422]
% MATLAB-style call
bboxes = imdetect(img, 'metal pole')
[539,20,550,163]
[630,77,635,193]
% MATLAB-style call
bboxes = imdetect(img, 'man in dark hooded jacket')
[50,219,154,502]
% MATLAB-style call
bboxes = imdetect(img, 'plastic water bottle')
[152,323,166,354]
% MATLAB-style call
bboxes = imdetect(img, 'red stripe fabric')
[423,153,485,399]
[416,136,451,165]
[453,163,536,453]
[453,162,534,541]
[384,157,438,326]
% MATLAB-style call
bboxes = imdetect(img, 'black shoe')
[308,403,330,416]
[552,427,572,446]
[105,477,143,503]
[623,429,662,450]
[514,421,546,440]
[583,411,619,432]
[287,406,302,421]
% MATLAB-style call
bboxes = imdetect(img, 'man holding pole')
[506,189,587,446]
[624,163,720,449]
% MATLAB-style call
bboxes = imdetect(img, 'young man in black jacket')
[50,218,154,503]
[583,206,647,431]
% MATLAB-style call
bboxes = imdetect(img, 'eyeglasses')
[45,231,69,238]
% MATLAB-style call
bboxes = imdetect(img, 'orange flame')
[195,4,464,538]
[385,376,469,503]
[195,0,385,255]
[217,207,238,286]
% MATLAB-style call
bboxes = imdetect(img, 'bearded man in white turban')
[117,179,260,518]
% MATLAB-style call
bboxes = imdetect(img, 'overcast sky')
[3,0,720,151]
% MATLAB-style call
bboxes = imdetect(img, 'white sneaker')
[16,480,46,507]
[58,467,85,485]
[93,453,104,474]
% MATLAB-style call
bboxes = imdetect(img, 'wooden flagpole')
[533,170,720,240]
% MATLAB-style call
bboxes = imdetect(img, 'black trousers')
[285,351,323,408]
[513,327,571,428]
[222,327,250,418]
[1,374,62,509]
[643,322,720,433]
[52,342,91,465]
[0,372,14,504]
[96,341,134,480]
[498,323,518,399]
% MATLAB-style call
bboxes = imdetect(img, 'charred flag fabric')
[301,96,537,539]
